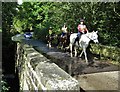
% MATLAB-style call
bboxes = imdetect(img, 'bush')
[1,78,10,92]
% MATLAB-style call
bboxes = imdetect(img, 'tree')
[12,2,120,47]
[2,2,17,74]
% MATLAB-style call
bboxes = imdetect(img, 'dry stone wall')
[16,43,80,91]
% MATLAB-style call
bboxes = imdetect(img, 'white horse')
[70,31,99,64]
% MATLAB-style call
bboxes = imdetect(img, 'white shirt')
[62,27,67,33]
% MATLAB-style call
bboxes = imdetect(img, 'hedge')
[90,44,120,62]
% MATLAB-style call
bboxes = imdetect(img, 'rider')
[74,19,89,44]
[61,23,68,38]
[49,26,53,36]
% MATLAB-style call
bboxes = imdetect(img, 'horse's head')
[91,31,99,43]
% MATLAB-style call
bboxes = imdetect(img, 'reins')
[84,33,92,40]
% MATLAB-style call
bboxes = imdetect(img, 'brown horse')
[46,33,57,48]
[57,32,71,50]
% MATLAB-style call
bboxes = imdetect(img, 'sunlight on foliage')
[2,2,120,47]
[1,79,10,92]
[0,28,2,32]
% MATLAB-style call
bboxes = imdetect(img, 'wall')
[16,43,80,91]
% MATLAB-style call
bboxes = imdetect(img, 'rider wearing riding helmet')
[74,19,89,44]
[49,26,53,36]
[61,23,68,37]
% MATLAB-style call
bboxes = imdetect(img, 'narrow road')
[22,39,118,74]
[76,71,119,91]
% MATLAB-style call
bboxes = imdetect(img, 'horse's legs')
[80,50,84,57]
[48,40,51,48]
[74,46,77,57]
[56,37,60,48]
[48,38,52,48]
[70,43,73,57]
[83,48,88,64]
[49,43,51,48]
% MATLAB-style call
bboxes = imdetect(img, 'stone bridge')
[12,34,119,92]
[16,42,80,91]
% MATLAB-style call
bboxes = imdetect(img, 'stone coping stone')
[35,61,80,91]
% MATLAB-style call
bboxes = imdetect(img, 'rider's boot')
[74,36,80,46]
[77,40,79,46]
[74,37,78,45]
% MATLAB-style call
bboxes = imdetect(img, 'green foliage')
[90,44,120,63]
[1,79,10,92]
[0,28,2,32]
[2,2,18,45]
[2,2,18,76]
[11,2,120,47]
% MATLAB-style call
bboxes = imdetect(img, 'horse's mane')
[84,31,94,36]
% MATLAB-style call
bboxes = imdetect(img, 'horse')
[69,31,99,64]
[57,32,71,50]
[46,33,57,48]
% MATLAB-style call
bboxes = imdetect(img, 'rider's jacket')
[77,24,88,33]
[49,29,52,35]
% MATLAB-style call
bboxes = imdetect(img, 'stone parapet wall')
[16,43,80,91]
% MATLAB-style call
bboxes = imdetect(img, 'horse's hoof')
[70,55,73,57]
[86,62,89,65]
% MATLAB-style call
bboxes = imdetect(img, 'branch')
[113,7,120,17]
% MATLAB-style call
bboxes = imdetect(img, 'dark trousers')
[77,31,83,39]
[74,31,82,44]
